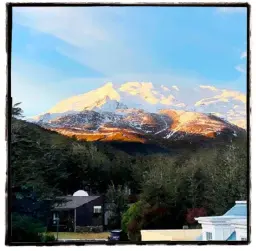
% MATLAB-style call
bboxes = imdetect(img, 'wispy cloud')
[216,7,247,14]
[12,7,247,116]
[13,53,247,117]
[235,50,247,74]
[235,65,246,74]
[241,51,247,59]
[13,7,152,76]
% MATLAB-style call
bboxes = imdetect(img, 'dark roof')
[53,196,100,210]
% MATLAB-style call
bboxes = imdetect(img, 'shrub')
[121,201,143,234]
[42,233,56,242]
[121,201,144,241]
[127,219,141,241]
[11,213,46,242]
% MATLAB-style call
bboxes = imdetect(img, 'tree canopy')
[10,103,248,242]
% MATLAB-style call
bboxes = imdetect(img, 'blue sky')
[12,6,247,117]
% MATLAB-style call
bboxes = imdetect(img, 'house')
[195,201,247,241]
[49,190,104,232]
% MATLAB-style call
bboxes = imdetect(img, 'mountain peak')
[32,82,246,129]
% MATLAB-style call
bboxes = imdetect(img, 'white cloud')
[241,51,247,59]
[216,7,247,14]
[12,57,247,117]
[12,7,247,116]
[13,7,152,76]
[200,85,218,91]
[172,85,179,91]
[233,51,247,74]
[235,65,246,74]
[13,7,111,46]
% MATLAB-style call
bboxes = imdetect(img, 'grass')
[49,232,110,240]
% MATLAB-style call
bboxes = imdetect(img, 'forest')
[9,103,248,242]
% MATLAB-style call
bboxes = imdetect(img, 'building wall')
[214,225,234,241]
[76,196,103,227]
[198,221,248,241]
[201,223,234,241]
[141,229,202,241]
[200,224,215,240]
[234,225,247,240]
[235,228,247,240]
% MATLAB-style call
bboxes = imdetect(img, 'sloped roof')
[53,196,100,210]
[223,201,247,217]
[195,201,247,223]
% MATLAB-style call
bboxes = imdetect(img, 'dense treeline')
[121,137,247,240]
[10,103,248,242]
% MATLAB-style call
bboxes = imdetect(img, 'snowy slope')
[38,108,244,144]
[31,82,246,129]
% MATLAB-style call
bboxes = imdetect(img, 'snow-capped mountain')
[31,82,246,128]
[38,108,244,144]
[30,81,246,144]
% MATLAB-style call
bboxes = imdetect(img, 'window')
[93,206,102,214]
[206,232,212,240]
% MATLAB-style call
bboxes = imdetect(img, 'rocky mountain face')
[30,82,246,144]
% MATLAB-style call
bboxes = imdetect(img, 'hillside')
[11,109,248,236]
[32,108,245,148]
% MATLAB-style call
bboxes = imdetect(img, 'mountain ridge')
[35,108,245,144]
[29,81,246,144]
[30,82,246,128]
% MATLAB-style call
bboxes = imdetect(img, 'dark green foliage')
[11,213,46,242]
[10,103,248,241]
[120,135,247,235]
[106,185,129,229]
[41,233,56,242]
[12,102,24,118]
[121,201,143,240]
[138,137,248,228]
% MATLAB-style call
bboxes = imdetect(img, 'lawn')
[49,232,110,240]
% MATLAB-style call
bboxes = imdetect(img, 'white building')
[195,201,247,241]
